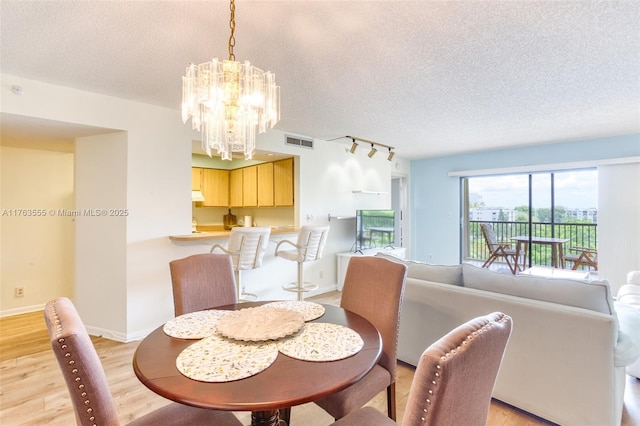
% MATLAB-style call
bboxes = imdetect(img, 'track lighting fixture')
[349,139,358,154]
[331,135,395,160]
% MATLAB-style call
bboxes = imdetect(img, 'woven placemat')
[215,306,305,341]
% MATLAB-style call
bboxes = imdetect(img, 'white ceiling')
[1,1,638,159]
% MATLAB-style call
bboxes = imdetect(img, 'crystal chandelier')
[181,0,280,160]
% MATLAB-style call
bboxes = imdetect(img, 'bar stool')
[275,225,329,301]
[210,227,271,301]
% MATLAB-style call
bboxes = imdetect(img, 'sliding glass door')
[463,169,597,269]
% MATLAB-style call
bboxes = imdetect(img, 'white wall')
[0,73,410,339]
[74,132,128,337]
[0,146,74,314]
[598,162,640,292]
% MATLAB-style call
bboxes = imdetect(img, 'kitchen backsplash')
[193,206,295,228]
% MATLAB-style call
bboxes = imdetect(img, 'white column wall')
[74,133,128,337]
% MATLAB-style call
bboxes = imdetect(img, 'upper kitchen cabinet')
[201,168,229,207]
[274,158,294,206]
[229,168,243,207]
[257,162,274,207]
[242,166,258,207]
[191,167,202,190]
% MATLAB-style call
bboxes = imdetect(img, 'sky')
[469,170,597,210]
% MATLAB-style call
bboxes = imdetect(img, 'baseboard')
[85,324,152,343]
[0,303,45,318]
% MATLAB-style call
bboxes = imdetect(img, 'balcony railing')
[467,221,597,269]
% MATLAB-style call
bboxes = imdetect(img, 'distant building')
[566,208,598,223]
[469,207,516,222]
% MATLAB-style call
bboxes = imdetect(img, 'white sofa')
[376,253,640,426]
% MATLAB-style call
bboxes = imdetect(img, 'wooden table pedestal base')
[251,409,280,426]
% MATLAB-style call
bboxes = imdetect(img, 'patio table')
[511,236,570,269]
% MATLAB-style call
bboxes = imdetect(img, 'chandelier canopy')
[181,0,280,160]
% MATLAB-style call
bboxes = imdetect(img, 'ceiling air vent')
[285,135,314,149]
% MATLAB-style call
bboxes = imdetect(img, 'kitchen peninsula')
[169,226,298,242]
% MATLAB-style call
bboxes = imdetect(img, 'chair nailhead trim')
[418,313,510,423]
[49,301,97,425]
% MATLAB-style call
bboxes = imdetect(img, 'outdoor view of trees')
[474,205,597,224]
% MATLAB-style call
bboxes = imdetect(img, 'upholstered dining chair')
[210,226,271,301]
[275,225,329,301]
[329,312,513,426]
[480,223,520,274]
[306,256,408,423]
[562,246,598,271]
[169,253,237,316]
[44,297,243,426]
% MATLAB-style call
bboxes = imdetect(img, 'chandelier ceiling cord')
[182,0,280,160]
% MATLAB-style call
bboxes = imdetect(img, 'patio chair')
[480,223,520,274]
[562,246,598,271]
[329,312,512,426]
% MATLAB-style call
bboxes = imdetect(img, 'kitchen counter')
[169,226,298,242]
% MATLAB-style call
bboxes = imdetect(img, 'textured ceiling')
[1,1,638,159]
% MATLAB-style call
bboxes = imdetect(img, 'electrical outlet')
[15,287,25,297]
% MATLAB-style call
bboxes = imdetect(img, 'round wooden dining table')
[133,302,382,426]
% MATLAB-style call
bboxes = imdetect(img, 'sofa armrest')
[618,282,640,306]
[613,301,640,366]
[627,271,640,285]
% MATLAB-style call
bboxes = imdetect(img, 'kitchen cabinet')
[257,162,274,206]
[242,166,258,207]
[201,168,229,207]
[191,167,202,190]
[193,157,293,208]
[229,168,243,207]
[274,158,294,206]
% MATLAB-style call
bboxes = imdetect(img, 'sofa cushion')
[462,263,614,314]
[375,252,463,285]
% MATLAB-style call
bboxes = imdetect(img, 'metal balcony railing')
[467,221,597,269]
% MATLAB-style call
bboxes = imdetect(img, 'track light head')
[349,139,358,154]
[387,148,395,161]
[368,144,377,158]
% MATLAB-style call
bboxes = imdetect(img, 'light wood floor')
[1,293,638,426]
